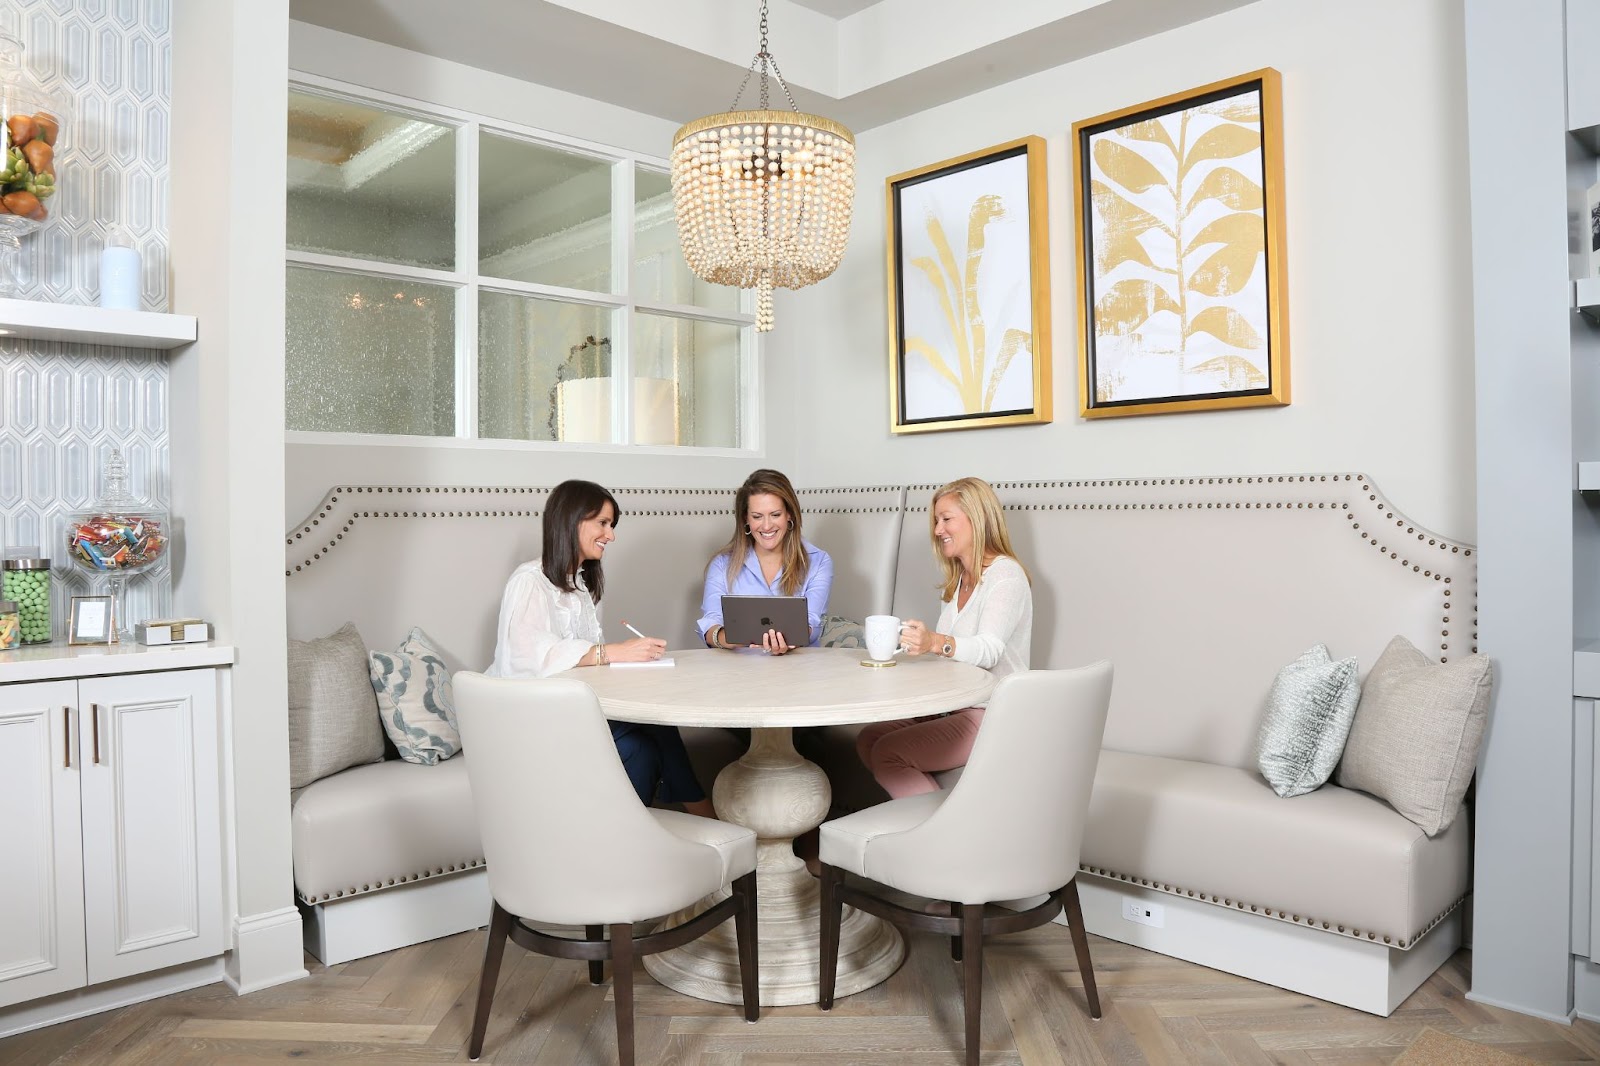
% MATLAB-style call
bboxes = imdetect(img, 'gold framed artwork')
[1072,68,1289,418]
[887,136,1052,434]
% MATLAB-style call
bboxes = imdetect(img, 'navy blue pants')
[608,720,706,806]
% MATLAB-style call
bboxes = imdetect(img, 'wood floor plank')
[6,930,1600,1065]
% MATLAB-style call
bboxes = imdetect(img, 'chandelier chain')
[724,0,799,114]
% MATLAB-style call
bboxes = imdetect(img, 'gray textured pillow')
[1336,635,1493,836]
[370,627,460,765]
[1255,644,1361,798]
[287,622,385,789]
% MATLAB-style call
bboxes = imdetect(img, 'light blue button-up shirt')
[697,540,833,645]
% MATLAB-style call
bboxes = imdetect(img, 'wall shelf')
[1578,278,1600,325]
[1575,122,1600,156]
[1580,639,1600,698]
[0,297,197,350]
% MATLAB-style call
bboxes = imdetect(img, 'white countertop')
[0,641,237,683]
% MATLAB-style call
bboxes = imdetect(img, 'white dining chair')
[817,663,1114,1066]
[454,672,759,1065]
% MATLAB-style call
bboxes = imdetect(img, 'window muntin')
[285,82,753,450]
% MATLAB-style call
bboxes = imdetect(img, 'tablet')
[721,595,810,647]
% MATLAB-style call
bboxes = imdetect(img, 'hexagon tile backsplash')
[0,0,173,637]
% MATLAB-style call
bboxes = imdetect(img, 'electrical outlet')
[1122,899,1165,928]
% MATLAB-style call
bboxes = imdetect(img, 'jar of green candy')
[2,555,51,643]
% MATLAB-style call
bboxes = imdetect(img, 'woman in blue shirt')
[698,468,833,654]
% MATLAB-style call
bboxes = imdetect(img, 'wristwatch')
[941,638,954,658]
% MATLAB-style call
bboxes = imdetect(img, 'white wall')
[284,23,805,523]
[788,0,1475,540]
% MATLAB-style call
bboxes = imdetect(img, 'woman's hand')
[759,628,792,656]
[899,619,935,656]
[608,636,667,662]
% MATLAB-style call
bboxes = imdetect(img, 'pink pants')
[855,708,985,798]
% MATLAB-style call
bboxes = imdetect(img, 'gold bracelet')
[707,625,721,649]
[595,642,608,666]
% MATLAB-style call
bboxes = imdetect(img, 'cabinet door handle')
[63,706,71,769]
[91,703,100,765]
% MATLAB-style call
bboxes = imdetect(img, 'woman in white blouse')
[487,479,714,817]
[854,476,1033,797]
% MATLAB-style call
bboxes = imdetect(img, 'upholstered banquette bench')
[284,474,1475,1015]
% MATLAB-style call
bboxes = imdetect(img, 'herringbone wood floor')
[4,929,1599,1065]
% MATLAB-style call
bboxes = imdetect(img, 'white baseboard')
[225,906,309,995]
[0,958,224,1040]
[301,869,491,966]
[1076,874,1459,1016]
[1467,989,1577,1025]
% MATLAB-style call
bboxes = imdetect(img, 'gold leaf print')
[1097,226,1156,275]
[1180,123,1261,177]
[1120,118,1177,155]
[906,195,1030,414]
[1091,178,1172,240]
[1095,278,1181,337]
[1187,353,1268,387]
[1184,211,1263,256]
[1184,167,1263,213]
[1094,139,1168,193]
[1185,305,1263,348]
[1188,239,1261,297]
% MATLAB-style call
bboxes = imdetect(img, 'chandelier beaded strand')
[670,0,855,332]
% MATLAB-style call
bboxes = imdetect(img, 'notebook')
[610,657,676,669]
[721,595,809,647]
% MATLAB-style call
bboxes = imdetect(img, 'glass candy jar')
[0,32,69,295]
[2,554,51,643]
[65,449,168,641]
[0,598,18,649]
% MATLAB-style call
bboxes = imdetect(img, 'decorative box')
[136,618,210,646]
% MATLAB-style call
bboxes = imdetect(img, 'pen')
[621,621,647,640]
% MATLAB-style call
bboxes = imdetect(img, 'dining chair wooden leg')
[948,902,963,962]
[586,925,605,985]
[817,862,844,1010]
[733,870,760,1021]
[1061,880,1102,1019]
[610,921,636,1066]
[468,903,514,1061]
[960,902,984,1066]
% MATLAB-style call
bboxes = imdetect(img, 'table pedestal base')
[641,727,905,1006]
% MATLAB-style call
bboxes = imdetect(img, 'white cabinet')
[0,667,223,1009]
[0,681,83,1008]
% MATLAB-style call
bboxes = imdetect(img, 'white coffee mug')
[863,615,904,662]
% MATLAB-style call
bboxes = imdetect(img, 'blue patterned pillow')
[369,627,460,765]
[820,615,866,649]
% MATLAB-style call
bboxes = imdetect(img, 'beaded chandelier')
[670,0,855,331]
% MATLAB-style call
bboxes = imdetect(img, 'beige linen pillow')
[1335,635,1493,836]
[288,622,386,788]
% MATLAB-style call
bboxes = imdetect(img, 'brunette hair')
[929,477,1029,602]
[542,479,619,602]
[709,468,809,596]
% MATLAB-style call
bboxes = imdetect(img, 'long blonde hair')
[709,469,809,596]
[929,477,1029,602]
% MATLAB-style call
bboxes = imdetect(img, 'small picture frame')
[68,595,114,646]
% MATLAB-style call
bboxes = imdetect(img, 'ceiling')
[287,0,1258,133]
[788,0,882,17]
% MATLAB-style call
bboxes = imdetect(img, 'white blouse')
[935,554,1032,700]
[486,560,601,678]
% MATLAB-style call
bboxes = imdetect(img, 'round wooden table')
[561,646,994,1006]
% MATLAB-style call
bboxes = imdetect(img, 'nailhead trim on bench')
[1077,864,1468,949]
[296,856,486,906]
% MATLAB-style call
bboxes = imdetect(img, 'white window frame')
[284,72,761,456]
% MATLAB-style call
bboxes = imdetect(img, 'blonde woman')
[855,477,1033,797]
[698,468,834,655]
